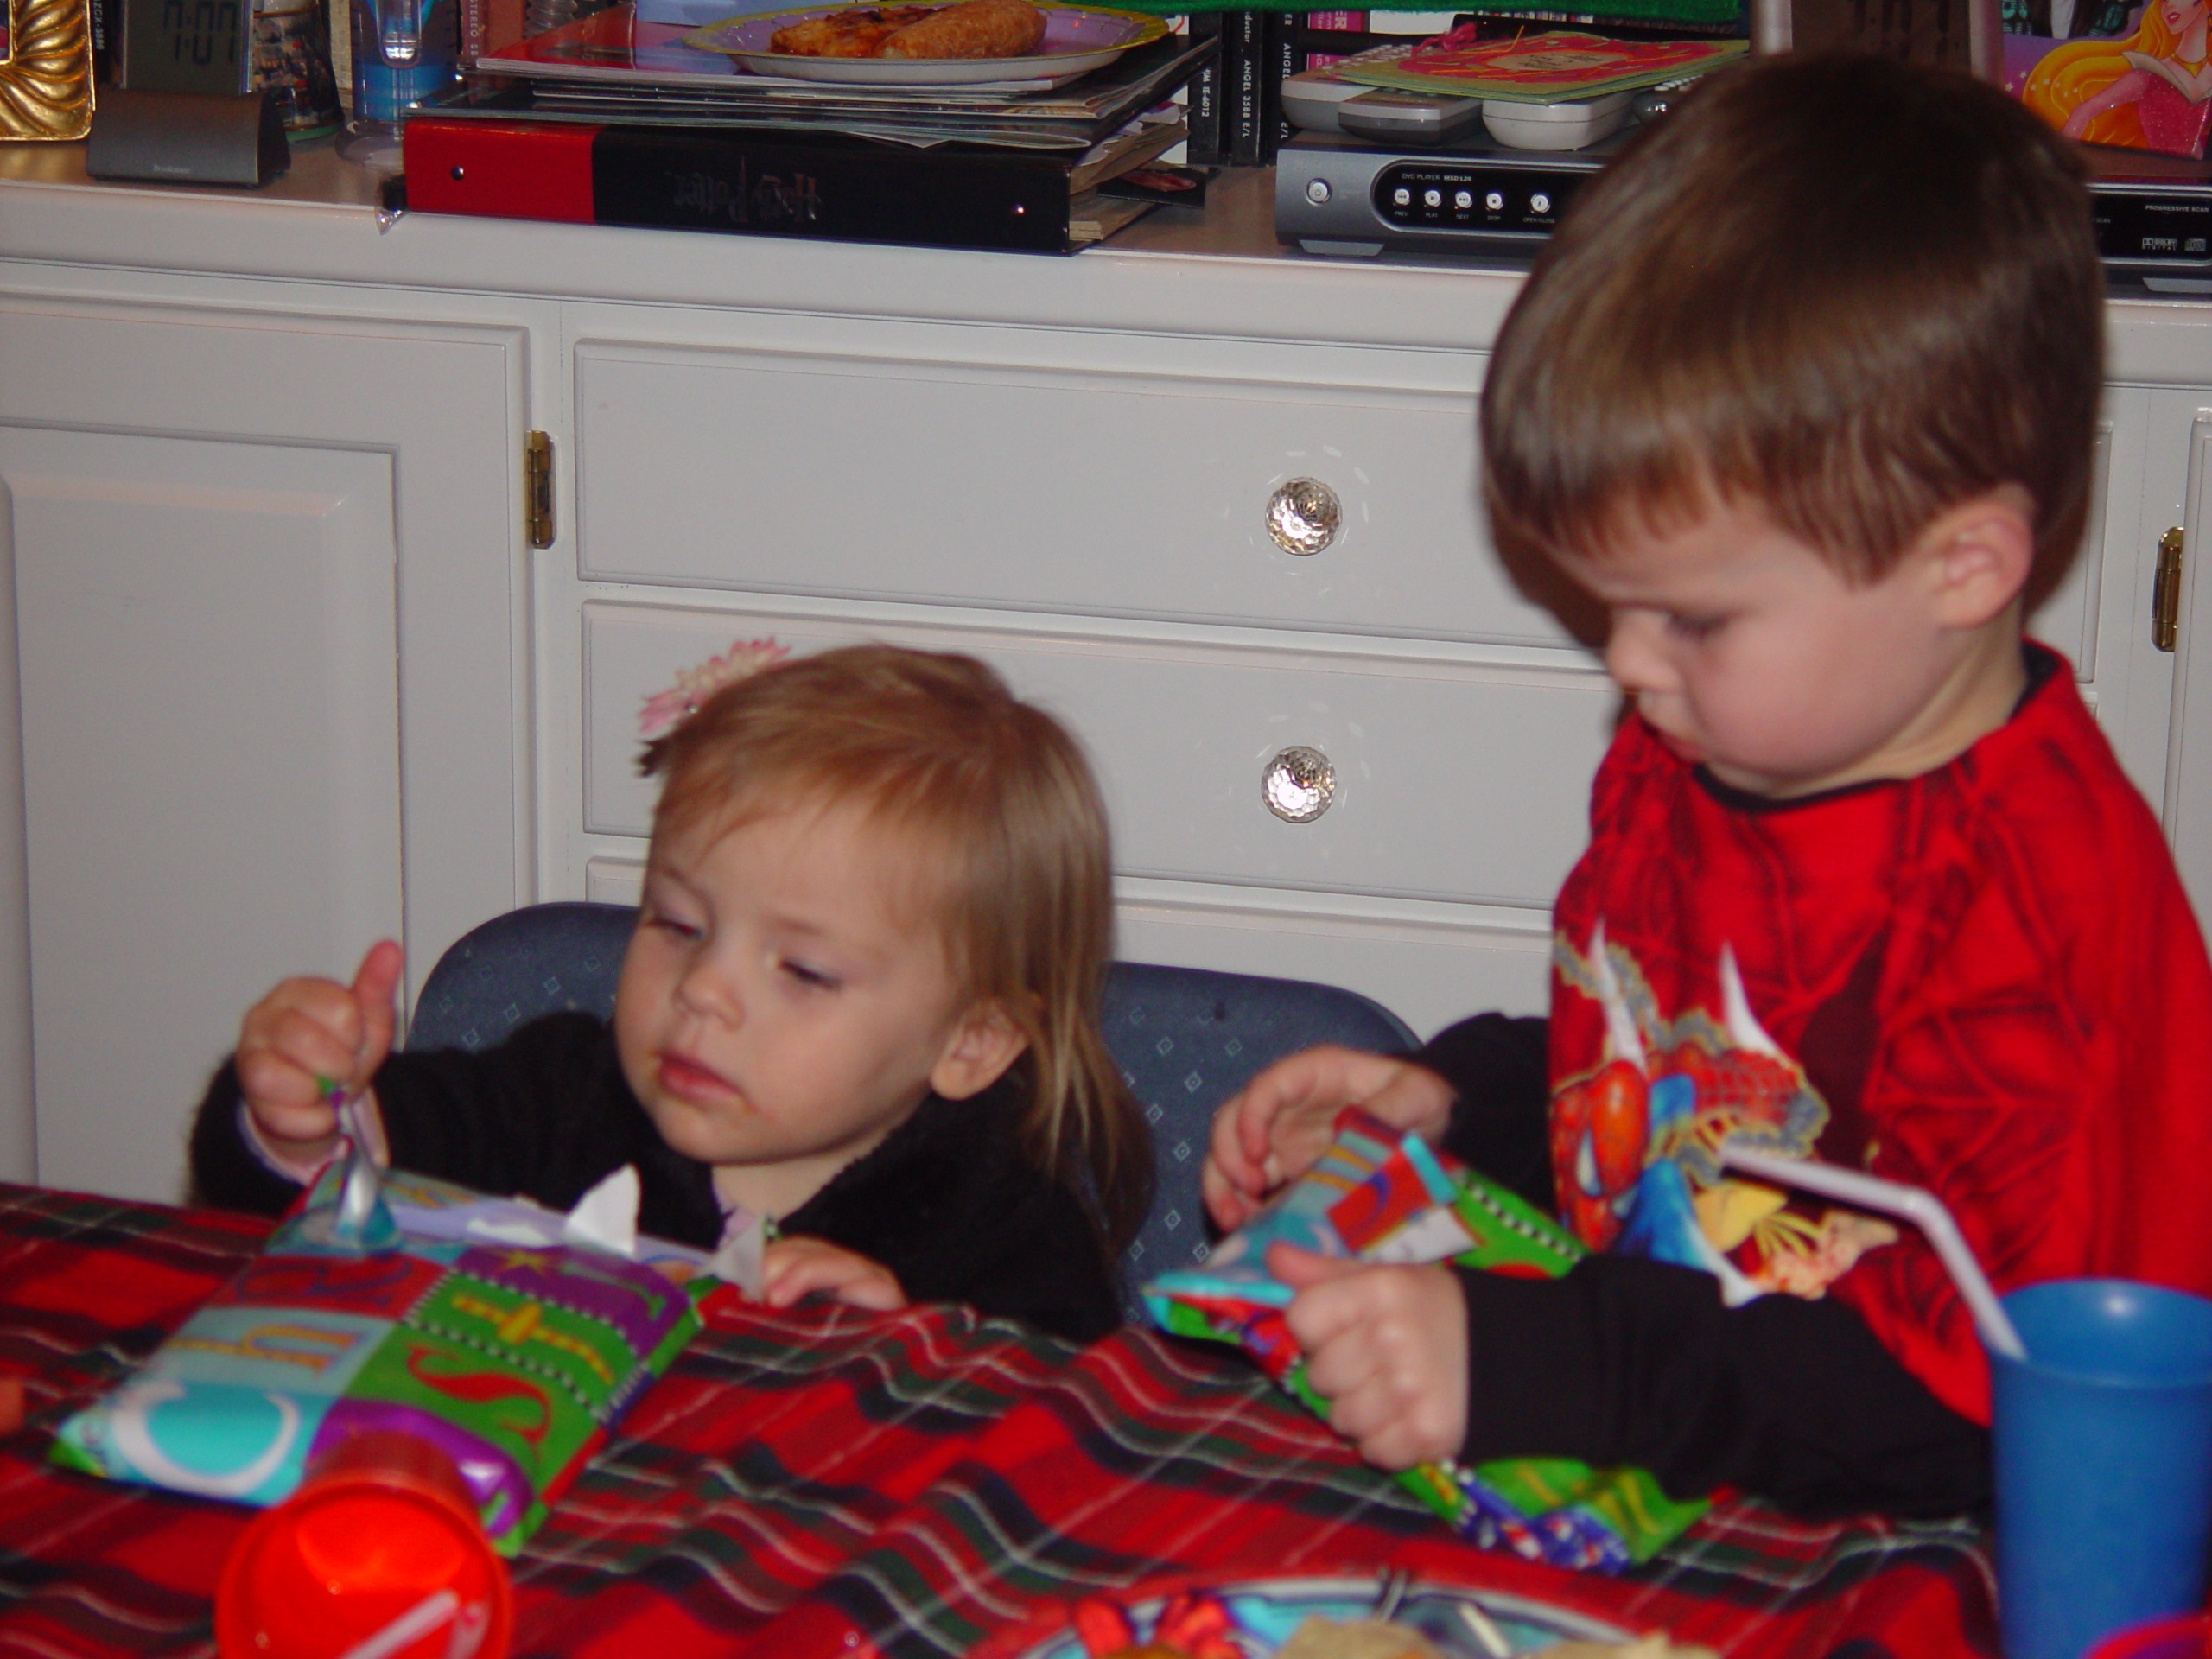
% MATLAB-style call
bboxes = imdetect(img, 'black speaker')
[85,88,290,188]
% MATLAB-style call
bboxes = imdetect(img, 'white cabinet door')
[0,298,529,1202]
[3,430,402,1203]
[2163,400,2212,919]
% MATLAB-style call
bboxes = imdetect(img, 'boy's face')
[1557,499,1977,798]
[613,799,1003,1219]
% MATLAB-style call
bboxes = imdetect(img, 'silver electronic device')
[1274,128,1625,259]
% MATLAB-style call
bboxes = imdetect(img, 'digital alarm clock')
[119,0,254,96]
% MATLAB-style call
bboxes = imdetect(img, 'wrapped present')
[51,1163,725,1554]
[1144,1109,1706,1571]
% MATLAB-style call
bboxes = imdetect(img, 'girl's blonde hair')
[2024,3,2179,151]
[638,643,1152,1255]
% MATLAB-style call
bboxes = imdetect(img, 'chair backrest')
[1101,962,1416,1312]
[407,904,1422,1314]
[407,901,639,1053]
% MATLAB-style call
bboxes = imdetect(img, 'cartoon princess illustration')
[2023,0,2212,156]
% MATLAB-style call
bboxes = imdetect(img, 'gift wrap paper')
[52,1166,714,1553]
[1145,1109,1707,1570]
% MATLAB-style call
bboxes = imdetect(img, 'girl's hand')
[233,940,403,1167]
[760,1235,907,1313]
[1201,1046,1455,1231]
[1270,1243,1469,1470]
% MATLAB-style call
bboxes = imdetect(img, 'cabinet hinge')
[524,430,556,550]
[2155,525,2185,652]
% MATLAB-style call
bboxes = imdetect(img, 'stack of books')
[1186,9,1416,165]
[404,0,1217,252]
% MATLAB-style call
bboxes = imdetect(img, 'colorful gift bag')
[52,1165,717,1554]
[1144,1110,1707,1571]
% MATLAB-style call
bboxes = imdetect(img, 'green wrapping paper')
[1144,1109,1707,1569]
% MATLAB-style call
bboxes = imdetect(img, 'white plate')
[683,0,1166,85]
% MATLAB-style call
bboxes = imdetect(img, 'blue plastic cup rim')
[1998,1279,2212,1390]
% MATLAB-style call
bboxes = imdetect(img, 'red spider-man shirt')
[1548,643,2212,1426]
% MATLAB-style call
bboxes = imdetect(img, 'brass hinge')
[2155,525,2185,652]
[524,430,555,550]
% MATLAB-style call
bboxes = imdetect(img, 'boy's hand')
[760,1236,907,1313]
[233,940,403,1166]
[1202,1046,1455,1231]
[1271,1243,1468,1471]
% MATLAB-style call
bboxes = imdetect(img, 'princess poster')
[2009,0,2212,160]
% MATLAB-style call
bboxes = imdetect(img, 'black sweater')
[1415,1013,1990,1519]
[190,1012,1122,1344]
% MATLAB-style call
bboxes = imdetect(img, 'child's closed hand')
[1203,1046,1456,1231]
[233,940,404,1165]
[1270,1242,1468,1471]
[760,1235,907,1313]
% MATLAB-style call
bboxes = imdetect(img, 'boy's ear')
[1921,486,2035,630]
[929,1000,1029,1101]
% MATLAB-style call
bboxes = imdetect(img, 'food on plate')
[768,0,1046,57]
[1274,1615,1445,1659]
[879,0,1046,56]
[769,4,935,54]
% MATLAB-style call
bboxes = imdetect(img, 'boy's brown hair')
[639,643,1152,1255]
[1481,53,2103,610]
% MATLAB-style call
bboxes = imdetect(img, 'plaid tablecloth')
[0,1181,1999,1657]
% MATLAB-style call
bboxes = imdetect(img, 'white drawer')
[574,340,1571,649]
[583,603,1612,912]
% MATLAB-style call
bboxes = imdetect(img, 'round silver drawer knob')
[1262,745,1336,823]
[1265,478,1341,556]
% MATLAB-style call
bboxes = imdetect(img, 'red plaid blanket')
[0,1182,1997,1657]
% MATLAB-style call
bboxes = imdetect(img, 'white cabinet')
[1,151,2209,1200]
[545,296,1614,1039]
[0,291,531,1201]
[549,316,2205,1041]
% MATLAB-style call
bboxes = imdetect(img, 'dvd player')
[2086,146,2212,290]
[1274,129,1623,259]
[1277,124,2212,288]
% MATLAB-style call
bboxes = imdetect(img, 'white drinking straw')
[1718,1145,2028,1362]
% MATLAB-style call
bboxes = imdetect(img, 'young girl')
[190,645,1152,1344]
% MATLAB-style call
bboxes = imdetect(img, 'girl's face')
[2162,0,2206,41]
[614,799,1020,1221]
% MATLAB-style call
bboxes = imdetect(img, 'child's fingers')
[1276,1251,1470,1471]
[1362,1063,1458,1143]
[760,1237,906,1311]
[1200,1163,1261,1233]
[348,939,404,1081]
[1203,1050,1357,1227]
[233,1055,340,1147]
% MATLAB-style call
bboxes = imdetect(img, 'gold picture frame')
[0,0,94,141]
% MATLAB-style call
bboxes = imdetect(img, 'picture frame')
[0,0,96,139]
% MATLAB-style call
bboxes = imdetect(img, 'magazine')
[1334,27,1745,102]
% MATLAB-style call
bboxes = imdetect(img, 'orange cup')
[215,1430,512,1659]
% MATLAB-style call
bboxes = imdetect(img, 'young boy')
[1205,53,2212,1516]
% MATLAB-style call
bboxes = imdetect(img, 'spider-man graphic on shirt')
[1547,645,2212,1425]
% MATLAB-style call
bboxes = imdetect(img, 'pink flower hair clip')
[639,637,791,738]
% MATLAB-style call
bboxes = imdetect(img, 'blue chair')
[408,901,639,1053]
[408,903,1421,1306]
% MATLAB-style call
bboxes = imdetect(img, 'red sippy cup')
[215,1429,512,1659]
